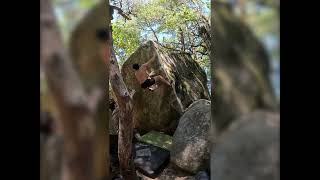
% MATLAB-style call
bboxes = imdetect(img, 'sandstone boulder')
[121,41,210,132]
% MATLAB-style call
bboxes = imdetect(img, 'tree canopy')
[112,0,210,69]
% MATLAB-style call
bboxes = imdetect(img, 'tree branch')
[157,42,181,52]
[110,5,131,20]
[145,21,159,42]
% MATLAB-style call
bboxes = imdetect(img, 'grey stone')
[211,110,279,180]
[171,99,212,173]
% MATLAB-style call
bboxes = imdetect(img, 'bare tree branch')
[110,5,131,20]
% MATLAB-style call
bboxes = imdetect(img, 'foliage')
[112,0,210,71]
[112,19,141,65]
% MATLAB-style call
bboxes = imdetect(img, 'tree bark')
[109,40,136,179]
[179,26,186,52]
[40,0,109,179]
[196,14,212,55]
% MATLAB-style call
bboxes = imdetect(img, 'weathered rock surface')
[171,99,212,173]
[211,110,279,180]
[121,41,210,132]
[212,1,278,132]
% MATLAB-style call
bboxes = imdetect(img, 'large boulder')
[211,1,278,132]
[121,41,210,132]
[68,1,278,134]
[170,99,212,173]
[211,110,279,180]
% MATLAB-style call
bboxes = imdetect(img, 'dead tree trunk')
[106,3,136,178]
[197,13,212,55]
[40,0,109,179]
[109,41,136,179]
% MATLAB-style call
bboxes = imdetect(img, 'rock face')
[171,99,212,173]
[211,1,278,132]
[121,41,210,132]
[211,110,279,180]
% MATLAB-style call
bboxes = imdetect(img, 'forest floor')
[137,164,194,180]
[110,132,195,180]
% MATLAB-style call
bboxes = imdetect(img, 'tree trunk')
[109,42,136,179]
[179,26,185,52]
[40,133,63,180]
[197,14,212,56]
[40,0,109,179]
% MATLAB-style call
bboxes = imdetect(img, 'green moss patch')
[139,131,173,151]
